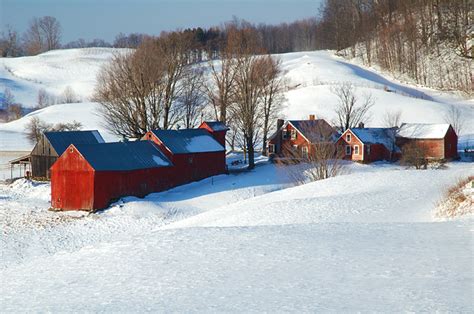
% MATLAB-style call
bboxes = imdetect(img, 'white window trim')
[346,133,351,142]
[291,129,297,140]
[268,144,275,153]
[302,146,308,158]
[282,129,288,140]
[354,145,359,155]
[345,145,351,155]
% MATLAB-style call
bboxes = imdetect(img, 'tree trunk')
[246,135,255,170]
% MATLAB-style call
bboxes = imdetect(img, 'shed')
[143,128,226,185]
[396,123,458,160]
[199,121,229,148]
[30,130,105,179]
[50,141,173,211]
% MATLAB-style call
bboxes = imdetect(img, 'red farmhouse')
[51,141,173,211]
[143,128,227,185]
[337,127,398,162]
[267,115,337,159]
[396,123,458,160]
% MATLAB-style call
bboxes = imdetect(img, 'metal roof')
[350,128,398,151]
[288,119,338,142]
[151,129,225,154]
[74,141,172,171]
[397,123,451,139]
[202,121,230,131]
[44,130,105,155]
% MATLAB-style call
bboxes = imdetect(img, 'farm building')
[50,141,173,211]
[143,127,227,185]
[396,123,458,160]
[29,130,105,179]
[267,115,338,159]
[198,121,229,148]
[337,127,399,163]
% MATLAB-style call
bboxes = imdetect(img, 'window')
[302,146,308,158]
[346,133,351,142]
[354,145,359,155]
[366,144,371,155]
[188,157,193,164]
[282,129,288,140]
[345,145,351,155]
[293,145,298,152]
[268,144,275,154]
[291,129,297,140]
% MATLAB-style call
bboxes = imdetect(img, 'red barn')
[143,128,227,185]
[267,115,337,159]
[396,123,458,160]
[50,141,173,211]
[337,127,398,163]
[199,121,229,149]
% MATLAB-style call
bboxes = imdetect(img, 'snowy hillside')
[0,48,129,106]
[1,161,473,311]
[1,49,472,153]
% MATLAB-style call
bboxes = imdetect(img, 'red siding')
[199,122,227,149]
[50,146,95,211]
[268,123,312,156]
[337,130,391,163]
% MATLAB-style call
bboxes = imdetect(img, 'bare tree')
[332,82,373,132]
[277,121,344,183]
[382,109,402,128]
[2,88,15,108]
[260,55,286,156]
[7,104,22,121]
[400,141,428,169]
[0,25,21,57]
[37,88,55,108]
[23,16,61,55]
[444,104,466,135]
[60,86,79,103]
[178,67,206,129]
[25,117,82,144]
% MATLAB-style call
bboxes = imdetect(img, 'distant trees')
[60,86,80,104]
[0,25,22,57]
[23,16,61,55]
[444,105,466,136]
[382,110,402,128]
[25,117,82,144]
[332,82,373,132]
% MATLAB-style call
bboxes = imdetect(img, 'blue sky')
[1,0,323,43]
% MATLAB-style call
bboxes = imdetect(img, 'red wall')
[337,130,391,162]
[199,123,227,149]
[269,123,312,156]
[50,146,95,211]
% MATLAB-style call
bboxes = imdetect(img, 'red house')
[267,115,337,159]
[50,141,173,211]
[337,127,398,162]
[143,128,227,185]
[396,123,458,160]
[198,121,229,148]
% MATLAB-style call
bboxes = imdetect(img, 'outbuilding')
[30,130,105,179]
[143,128,227,185]
[50,141,173,211]
[198,121,229,148]
[396,123,458,160]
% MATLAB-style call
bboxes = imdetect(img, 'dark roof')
[151,129,225,154]
[288,119,337,142]
[74,141,172,171]
[44,130,105,155]
[202,121,229,131]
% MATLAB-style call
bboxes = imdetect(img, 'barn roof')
[74,141,172,171]
[349,128,397,151]
[397,123,451,139]
[44,130,105,155]
[201,121,229,131]
[151,129,225,154]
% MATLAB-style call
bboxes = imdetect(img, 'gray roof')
[288,119,337,142]
[45,130,104,155]
[74,141,172,171]
[202,121,229,131]
[151,129,224,154]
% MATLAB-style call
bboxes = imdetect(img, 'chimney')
[309,114,316,120]
[358,122,365,128]
[277,119,284,130]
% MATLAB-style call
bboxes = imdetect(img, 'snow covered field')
[1,48,473,311]
[1,160,473,311]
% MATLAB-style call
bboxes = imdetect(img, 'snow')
[184,135,225,152]
[397,123,451,139]
[1,48,473,311]
[152,155,169,167]
[1,161,473,311]
[349,128,395,150]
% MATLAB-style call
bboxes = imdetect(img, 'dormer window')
[346,133,351,142]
